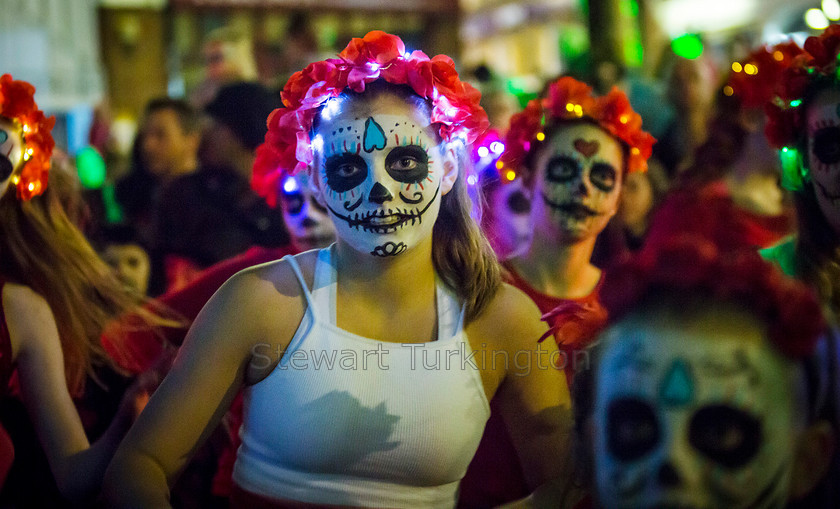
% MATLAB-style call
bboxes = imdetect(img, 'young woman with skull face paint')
[103,32,573,508]
[762,25,840,506]
[0,75,170,502]
[570,215,835,509]
[459,77,655,507]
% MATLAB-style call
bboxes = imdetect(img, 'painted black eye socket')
[689,405,762,469]
[545,155,579,183]
[325,154,368,192]
[506,189,531,214]
[590,163,617,192]
[282,192,304,215]
[813,126,840,166]
[385,145,429,183]
[607,397,660,462]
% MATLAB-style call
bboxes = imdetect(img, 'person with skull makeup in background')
[570,200,837,508]
[459,76,655,508]
[0,75,173,504]
[103,31,573,508]
[761,25,840,507]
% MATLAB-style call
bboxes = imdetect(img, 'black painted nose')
[368,182,393,204]
[657,462,681,487]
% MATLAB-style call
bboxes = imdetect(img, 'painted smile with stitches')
[541,194,599,219]
[326,184,440,234]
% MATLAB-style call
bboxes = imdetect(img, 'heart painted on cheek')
[574,139,600,158]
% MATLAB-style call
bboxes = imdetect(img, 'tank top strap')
[283,254,318,321]
[435,280,466,339]
[311,246,337,325]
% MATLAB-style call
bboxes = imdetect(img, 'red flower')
[597,195,826,361]
[0,74,54,200]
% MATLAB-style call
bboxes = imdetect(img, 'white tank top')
[233,247,491,508]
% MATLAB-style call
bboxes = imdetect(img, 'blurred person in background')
[615,161,669,251]
[154,82,289,292]
[98,224,152,296]
[654,55,719,178]
[645,43,803,256]
[762,27,840,506]
[459,76,655,507]
[114,98,201,244]
[572,213,836,509]
[191,26,259,109]
[474,129,532,259]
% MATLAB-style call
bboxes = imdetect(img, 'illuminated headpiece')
[499,76,655,182]
[0,74,55,200]
[765,26,840,190]
[252,30,490,207]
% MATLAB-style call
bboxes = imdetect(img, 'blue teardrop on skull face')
[363,117,387,153]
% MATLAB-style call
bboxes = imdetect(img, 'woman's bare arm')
[102,260,305,507]
[467,284,575,496]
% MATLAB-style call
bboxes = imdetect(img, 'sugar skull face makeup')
[807,87,840,235]
[311,94,455,257]
[280,173,336,251]
[593,304,801,509]
[531,122,623,241]
[0,117,24,199]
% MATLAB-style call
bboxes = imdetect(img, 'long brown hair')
[314,83,502,322]
[0,181,169,395]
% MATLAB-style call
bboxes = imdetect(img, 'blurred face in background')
[140,108,199,180]
[102,243,151,295]
[806,87,840,235]
[618,171,654,235]
[280,173,336,251]
[593,302,803,509]
[484,179,532,258]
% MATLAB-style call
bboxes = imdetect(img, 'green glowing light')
[76,146,106,189]
[790,99,803,107]
[671,34,704,60]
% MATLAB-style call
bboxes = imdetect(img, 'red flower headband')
[499,76,655,179]
[765,26,840,149]
[252,30,489,207]
[0,74,55,200]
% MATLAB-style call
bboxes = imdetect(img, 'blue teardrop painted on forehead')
[363,117,387,153]
[660,359,695,407]
[0,131,7,144]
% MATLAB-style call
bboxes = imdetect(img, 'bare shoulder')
[2,283,57,357]
[188,250,318,363]
[466,282,548,352]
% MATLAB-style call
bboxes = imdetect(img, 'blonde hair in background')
[0,178,178,395]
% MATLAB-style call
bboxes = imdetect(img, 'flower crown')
[252,31,489,207]
[0,74,55,200]
[598,191,825,359]
[765,26,840,150]
[725,42,805,110]
[499,77,655,180]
